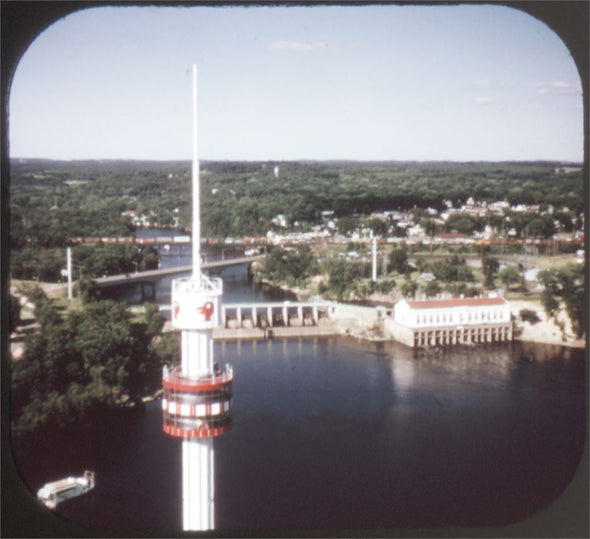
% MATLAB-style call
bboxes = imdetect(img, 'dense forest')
[8,158,584,281]
[10,286,179,443]
[9,158,584,242]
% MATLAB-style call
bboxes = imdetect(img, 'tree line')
[9,159,583,284]
[10,287,179,443]
[10,159,583,247]
[256,244,585,340]
[10,243,160,282]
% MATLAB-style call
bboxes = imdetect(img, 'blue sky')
[8,4,583,162]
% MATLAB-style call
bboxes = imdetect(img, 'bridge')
[93,254,264,288]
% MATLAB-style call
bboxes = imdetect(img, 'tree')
[431,255,474,283]
[12,296,168,440]
[362,217,388,238]
[480,249,499,289]
[424,281,442,298]
[538,266,585,338]
[526,216,555,238]
[324,258,358,301]
[138,246,160,271]
[72,243,160,279]
[419,218,437,238]
[538,269,561,318]
[144,302,165,339]
[519,309,540,324]
[260,246,318,287]
[375,278,396,294]
[336,216,360,237]
[401,279,418,299]
[388,245,409,274]
[444,214,483,235]
[150,333,180,368]
[498,266,521,290]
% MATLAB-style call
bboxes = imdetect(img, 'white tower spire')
[162,65,233,532]
[192,64,201,283]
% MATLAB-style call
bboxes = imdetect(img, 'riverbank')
[12,279,585,349]
[251,279,586,349]
[510,299,586,349]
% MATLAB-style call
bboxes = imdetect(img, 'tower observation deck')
[161,65,232,531]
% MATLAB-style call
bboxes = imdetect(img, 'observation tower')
[161,65,233,531]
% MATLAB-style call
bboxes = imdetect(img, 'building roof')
[406,297,507,310]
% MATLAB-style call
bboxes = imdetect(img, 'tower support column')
[183,438,214,531]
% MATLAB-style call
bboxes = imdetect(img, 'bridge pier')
[140,282,156,302]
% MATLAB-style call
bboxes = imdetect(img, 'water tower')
[161,65,233,531]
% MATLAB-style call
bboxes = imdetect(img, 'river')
[9,229,587,534]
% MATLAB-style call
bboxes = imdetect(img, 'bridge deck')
[93,255,263,287]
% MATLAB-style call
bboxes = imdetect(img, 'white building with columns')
[385,295,512,347]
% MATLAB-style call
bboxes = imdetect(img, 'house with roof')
[385,295,512,347]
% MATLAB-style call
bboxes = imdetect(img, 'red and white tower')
[162,65,232,531]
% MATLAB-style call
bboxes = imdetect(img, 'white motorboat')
[37,470,95,509]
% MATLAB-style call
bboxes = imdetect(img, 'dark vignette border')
[1,2,587,538]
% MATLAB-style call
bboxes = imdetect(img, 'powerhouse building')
[386,296,513,347]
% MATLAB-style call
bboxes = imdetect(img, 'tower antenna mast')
[192,64,201,284]
[162,64,233,531]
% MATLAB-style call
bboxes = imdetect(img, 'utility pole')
[67,247,73,301]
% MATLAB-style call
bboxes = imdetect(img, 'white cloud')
[536,81,581,96]
[268,39,329,52]
[474,96,492,105]
[501,80,581,96]
[472,79,490,87]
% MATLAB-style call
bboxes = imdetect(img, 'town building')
[385,296,512,347]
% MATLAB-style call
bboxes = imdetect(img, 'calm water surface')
[15,338,586,532]
[11,236,587,532]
